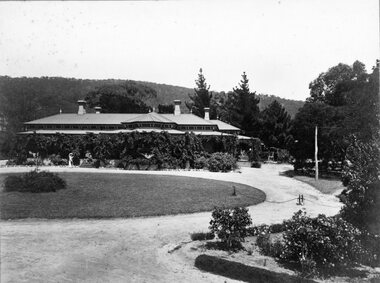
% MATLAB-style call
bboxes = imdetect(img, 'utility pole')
[315,125,318,180]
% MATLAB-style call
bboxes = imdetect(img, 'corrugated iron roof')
[209,120,240,131]
[160,114,216,125]
[24,114,140,125]
[123,112,174,124]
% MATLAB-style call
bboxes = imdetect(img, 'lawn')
[282,170,345,194]
[0,172,265,219]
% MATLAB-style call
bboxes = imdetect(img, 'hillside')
[0,76,304,131]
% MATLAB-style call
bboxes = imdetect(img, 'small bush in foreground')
[209,207,252,250]
[256,232,283,258]
[280,210,369,269]
[207,152,237,172]
[4,170,66,193]
[190,231,215,241]
[247,222,286,236]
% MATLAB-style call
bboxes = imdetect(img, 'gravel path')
[0,164,343,282]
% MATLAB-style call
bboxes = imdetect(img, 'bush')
[207,152,237,172]
[251,161,262,168]
[247,223,286,236]
[48,154,68,166]
[340,136,380,233]
[194,156,209,169]
[209,207,252,250]
[256,232,283,258]
[4,170,66,193]
[280,210,368,269]
[23,159,37,166]
[4,175,24,192]
[190,231,215,241]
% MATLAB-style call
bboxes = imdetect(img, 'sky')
[0,0,378,101]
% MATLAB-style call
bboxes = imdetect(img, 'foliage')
[226,72,260,137]
[9,132,207,169]
[247,223,286,236]
[209,207,252,249]
[157,103,174,114]
[48,154,68,166]
[279,210,372,269]
[85,82,155,113]
[251,161,261,168]
[200,135,239,156]
[185,68,213,118]
[194,155,209,169]
[207,152,237,172]
[256,232,283,258]
[290,101,347,170]
[259,100,293,149]
[292,61,379,171]
[340,136,380,234]
[190,231,215,241]
[4,170,66,193]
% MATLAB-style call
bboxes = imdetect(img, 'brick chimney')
[94,106,102,114]
[174,100,181,116]
[204,107,210,120]
[77,100,86,115]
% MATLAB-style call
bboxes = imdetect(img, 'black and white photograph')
[0,0,379,282]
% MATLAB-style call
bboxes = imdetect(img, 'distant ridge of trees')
[0,76,304,129]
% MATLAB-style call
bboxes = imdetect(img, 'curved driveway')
[0,164,342,282]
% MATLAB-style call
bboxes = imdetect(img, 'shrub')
[194,156,209,169]
[190,231,215,241]
[207,152,237,172]
[4,170,66,193]
[49,154,68,166]
[4,175,24,192]
[340,136,380,233]
[24,159,37,166]
[5,159,17,166]
[299,257,317,278]
[256,232,283,258]
[280,210,368,269]
[247,223,286,236]
[209,207,252,250]
[251,161,262,168]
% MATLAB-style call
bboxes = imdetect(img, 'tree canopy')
[186,69,213,118]
[291,60,379,170]
[259,100,293,149]
[226,72,260,136]
[158,103,174,114]
[85,82,156,113]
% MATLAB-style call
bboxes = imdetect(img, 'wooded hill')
[0,76,304,131]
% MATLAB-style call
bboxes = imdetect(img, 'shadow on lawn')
[280,169,341,180]
[195,254,317,283]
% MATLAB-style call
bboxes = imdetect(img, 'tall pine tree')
[186,68,212,118]
[227,72,260,136]
[259,100,293,149]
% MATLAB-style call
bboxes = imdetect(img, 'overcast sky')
[0,0,378,101]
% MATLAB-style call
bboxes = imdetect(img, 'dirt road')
[0,164,342,282]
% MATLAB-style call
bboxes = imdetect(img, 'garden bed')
[168,238,380,283]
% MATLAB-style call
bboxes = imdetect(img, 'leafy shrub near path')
[209,207,252,250]
[340,136,380,234]
[190,231,215,241]
[207,152,237,172]
[279,210,375,269]
[4,170,66,193]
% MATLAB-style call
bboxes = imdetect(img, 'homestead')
[22,100,250,140]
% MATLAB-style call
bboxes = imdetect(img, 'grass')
[0,172,265,220]
[282,170,345,194]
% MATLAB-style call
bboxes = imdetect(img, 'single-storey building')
[22,100,251,140]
